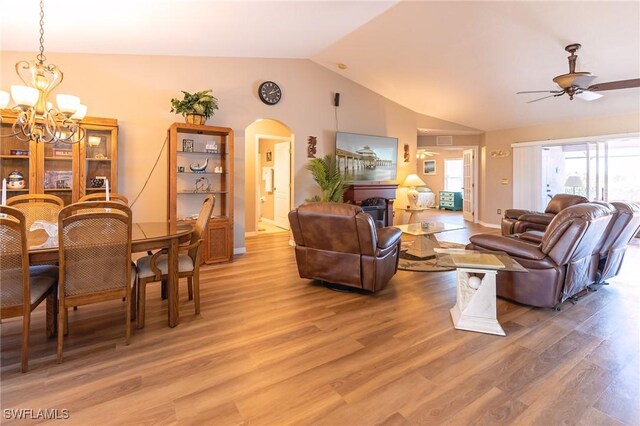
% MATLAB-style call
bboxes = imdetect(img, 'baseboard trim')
[234,247,247,255]
[245,231,259,237]
[479,221,501,229]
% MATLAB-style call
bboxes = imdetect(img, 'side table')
[435,249,527,336]
[399,207,429,224]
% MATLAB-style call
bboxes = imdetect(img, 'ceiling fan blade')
[526,93,565,103]
[517,90,563,94]
[588,78,640,91]
[575,90,604,101]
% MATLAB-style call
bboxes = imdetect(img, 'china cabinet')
[0,111,118,205]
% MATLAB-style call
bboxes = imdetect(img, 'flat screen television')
[335,132,398,182]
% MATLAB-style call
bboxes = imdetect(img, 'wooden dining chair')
[56,201,136,363]
[7,194,64,232]
[0,206,58,372]
[78,192,129,205]
[135,195,214,328]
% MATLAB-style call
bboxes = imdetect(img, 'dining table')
[27,221,193,328]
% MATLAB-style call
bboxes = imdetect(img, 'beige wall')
[1,51,444,249]
[480,113,640,225]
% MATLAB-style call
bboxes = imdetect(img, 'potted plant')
[170,90,219,125]
[306,154,346,202]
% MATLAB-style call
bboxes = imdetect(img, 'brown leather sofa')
[468,203,613,308]
[595,201,640,284]
[501,194,589,236]
[288,202,402,293]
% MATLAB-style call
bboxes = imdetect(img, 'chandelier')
[0,0,87,144]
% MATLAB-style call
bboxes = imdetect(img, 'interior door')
[273,141,291,229]
[462,149,474,222]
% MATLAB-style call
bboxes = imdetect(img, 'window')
[444,159,463,192]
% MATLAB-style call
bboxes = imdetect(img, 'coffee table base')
[406,234,441,258]
[450,268,505,336]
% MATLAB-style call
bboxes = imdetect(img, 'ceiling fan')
[517,43,640,103]
[417,149,439,159]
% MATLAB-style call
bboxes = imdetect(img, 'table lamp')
[564,175,584,195]
[402,174,426,209]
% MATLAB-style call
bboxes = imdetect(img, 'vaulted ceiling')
[2,0,639,131]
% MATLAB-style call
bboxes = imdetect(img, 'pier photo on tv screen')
[335,132,398,182]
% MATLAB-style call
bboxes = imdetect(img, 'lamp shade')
[565,175,584,188]
[11,85,39,107]
[402,174,426,188]
[0,90,9,108]
[56,94,80,115]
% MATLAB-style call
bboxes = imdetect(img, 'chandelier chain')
[37,0,46,63]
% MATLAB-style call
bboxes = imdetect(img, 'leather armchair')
[288,202,402,292]
[501,194,589,235]
[469,203,613,308]
[595,201,640,283]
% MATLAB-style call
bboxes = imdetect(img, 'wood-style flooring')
[1,210,639,425]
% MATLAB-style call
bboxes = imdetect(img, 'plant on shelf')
[305,154,345,202]
[170,89,219,125]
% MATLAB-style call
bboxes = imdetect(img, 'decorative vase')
[185,114,206,125]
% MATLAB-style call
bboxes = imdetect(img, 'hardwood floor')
[2,211,639,425]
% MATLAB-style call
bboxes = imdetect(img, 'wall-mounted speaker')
[334,93,340,107]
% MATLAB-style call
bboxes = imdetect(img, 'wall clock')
[258,81,282,105]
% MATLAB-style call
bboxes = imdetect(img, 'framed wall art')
[423,160,436,175]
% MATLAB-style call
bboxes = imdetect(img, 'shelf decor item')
[89,177,105,188]
[182,139,194,152]
[7,170,26,189]
[170,90,219,125]
[189,158,209,173]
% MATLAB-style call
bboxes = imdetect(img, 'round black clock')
[258,81,282,105]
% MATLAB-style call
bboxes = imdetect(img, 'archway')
[244,119,294,235]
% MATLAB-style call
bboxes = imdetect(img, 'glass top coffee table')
[394,222,465,259]
[435,248,527,336]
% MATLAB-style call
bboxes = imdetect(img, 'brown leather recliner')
[501,194,589,236]
[288,202,402,293]
[595,201,640,283]
[468,203,613,308]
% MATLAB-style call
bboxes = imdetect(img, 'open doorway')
[416,145,479,223]
[244,119,294,236]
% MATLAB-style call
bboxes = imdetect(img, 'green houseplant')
[170,89,219,125]
[306,154,346,202]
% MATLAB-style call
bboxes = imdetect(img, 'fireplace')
[360,198,387,228]
[343,183,398,227]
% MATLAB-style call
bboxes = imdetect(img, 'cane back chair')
[7,194,64,233]
[135,195,214,328]
[79,192,129,205]
[56,201,136,363]
[0,206,58,372]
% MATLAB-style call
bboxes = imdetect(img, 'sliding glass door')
[541,136,640,203]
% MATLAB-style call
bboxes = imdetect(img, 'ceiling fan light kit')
[518,43,640,103]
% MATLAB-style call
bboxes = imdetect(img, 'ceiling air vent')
[436,136,453,146]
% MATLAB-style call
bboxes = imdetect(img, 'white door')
[462,149,474,222]
[273,141,291,229]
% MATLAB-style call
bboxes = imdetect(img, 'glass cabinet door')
[41,139,77,205]
[79,125,117,198]
[0,122,34,200]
